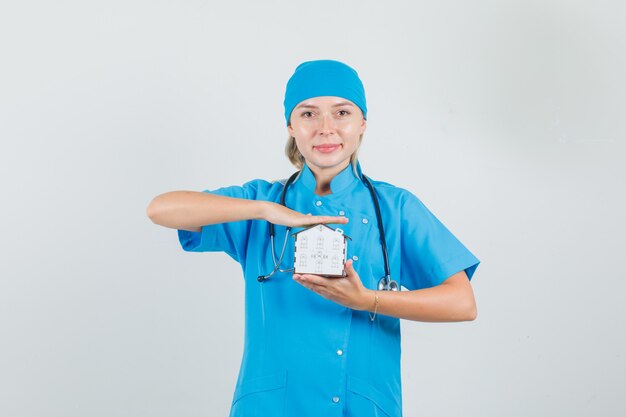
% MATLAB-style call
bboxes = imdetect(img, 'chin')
[309,158,351,170]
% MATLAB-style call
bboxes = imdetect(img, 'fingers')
[344,260,361,284]
[301,215,348,226]
[324,216,349,224]
[293,274,327,294]
[293,273,325,285]
[293,272,358,309]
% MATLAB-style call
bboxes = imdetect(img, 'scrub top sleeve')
[400,192,480,291]
[177,182,257,264]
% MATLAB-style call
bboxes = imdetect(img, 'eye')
[337,110,350,116]
[301,111,314,118]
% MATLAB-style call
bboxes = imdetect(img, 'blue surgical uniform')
[177,161,480,417]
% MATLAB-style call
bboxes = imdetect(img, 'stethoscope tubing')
[362,175,391,281]
[259,169,399,291]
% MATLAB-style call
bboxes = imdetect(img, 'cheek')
[293,138,309,154]
[338,120,363,134]
[291,124,313,138]
[338,126,362,143]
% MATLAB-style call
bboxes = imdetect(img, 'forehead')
[295,96,357,109]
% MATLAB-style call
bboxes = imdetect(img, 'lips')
[314,144,341,153]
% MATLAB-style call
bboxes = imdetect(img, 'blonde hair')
[284,134,364,174]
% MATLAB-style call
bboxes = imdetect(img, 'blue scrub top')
[178,161,479,417]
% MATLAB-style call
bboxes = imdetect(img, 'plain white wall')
[1,1,625,416]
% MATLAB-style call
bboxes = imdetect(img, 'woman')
[147,60,480,417]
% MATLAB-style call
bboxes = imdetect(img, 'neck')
[308,160,351,196]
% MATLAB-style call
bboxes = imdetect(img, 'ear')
[360,118,367,135]
[288,124,294,137]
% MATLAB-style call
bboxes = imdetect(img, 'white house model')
[292,224,350,277]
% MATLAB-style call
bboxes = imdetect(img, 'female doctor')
[147,60,480,417]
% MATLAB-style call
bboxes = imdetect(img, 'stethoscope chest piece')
[378,276,400,291]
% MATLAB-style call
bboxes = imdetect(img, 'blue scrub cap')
[283,59,367,126]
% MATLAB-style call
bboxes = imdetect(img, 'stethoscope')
[257,170,400,291]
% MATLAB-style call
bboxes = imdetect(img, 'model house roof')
[291,223,352,240]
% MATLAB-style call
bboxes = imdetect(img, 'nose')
[319,113,335,135]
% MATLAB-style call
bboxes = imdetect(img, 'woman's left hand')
[292,259,373,311]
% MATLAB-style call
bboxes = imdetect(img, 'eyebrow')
[295,101,355,110]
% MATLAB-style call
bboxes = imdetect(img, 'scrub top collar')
[295,160,363,195]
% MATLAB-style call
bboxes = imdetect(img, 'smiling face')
[287,96,366,177]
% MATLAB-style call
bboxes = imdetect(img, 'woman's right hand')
[261,201,348,228]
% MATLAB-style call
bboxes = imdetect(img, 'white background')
[1,1,625,416]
